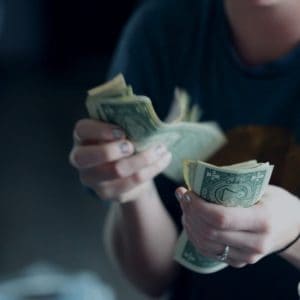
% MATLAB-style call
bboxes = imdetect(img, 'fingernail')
[184,193,192,202]
[175,191,183,202]
[112,128,124,140]
[154,144,166,157]
[119,141,131,154]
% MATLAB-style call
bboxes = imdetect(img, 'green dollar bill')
[175,160,273,274]
[85,74,226,182]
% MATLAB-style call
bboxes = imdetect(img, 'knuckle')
[98,149,109,162]
[132,171,146,184]
[69,147,81,167]
[112,162,126,178]
[257,204,273,233]
[254,239,269,254]
[156,155,169,169]
[201,226,218,240]
[230,262,247,269]
[140,151,153,165]
[208,228,218,240]
[69,149,76,166]
[212,213,229,230]
[246,255,261,265]
[155,150,170,166]
[95,183,112,200]
[260,219,272,234]
[74,119,88,136]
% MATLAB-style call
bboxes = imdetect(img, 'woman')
[70,0,300,299]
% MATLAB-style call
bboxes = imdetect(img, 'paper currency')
[86,74,226,182]
[174,160,274,274]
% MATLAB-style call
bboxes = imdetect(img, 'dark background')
[0,0,151,298]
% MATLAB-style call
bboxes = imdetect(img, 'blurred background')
[0,0,153,299]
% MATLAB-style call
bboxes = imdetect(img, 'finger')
[74,119,125,145]
[175,187,188,203]
[114,144,168,178]
[224,244,263,266]
[70,140,134,169]
[226,259,247,269]
[79,144,170,184]
[211,230,268,255]
[182,212,264,254]
[178,189,268,232]
[93,151,172,200]
[183,222,223,256]
[182,212,266,264]
[183,223,261,266]
[79,163,119,185]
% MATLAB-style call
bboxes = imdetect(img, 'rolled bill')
[174,160,274,274]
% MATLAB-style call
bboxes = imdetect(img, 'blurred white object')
[298,281,300,299]
[0,263,115,300]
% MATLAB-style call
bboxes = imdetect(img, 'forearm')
[103,181,179,297]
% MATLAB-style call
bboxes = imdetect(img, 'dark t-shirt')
[108,0,300,299]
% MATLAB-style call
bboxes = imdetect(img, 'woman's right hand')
[69,119,172,202]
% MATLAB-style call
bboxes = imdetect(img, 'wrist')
[277,196,300,256]
[119,180,159,204]
[278,235,300,269]
[276,233,300,255]
[118,180,161,213]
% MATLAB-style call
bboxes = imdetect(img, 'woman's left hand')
[176,185,300,268]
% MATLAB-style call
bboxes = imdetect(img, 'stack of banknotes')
[174,160,273,273]
[86,74,226,182]
[86,75,274,274]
